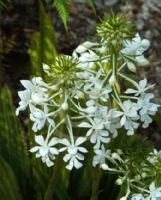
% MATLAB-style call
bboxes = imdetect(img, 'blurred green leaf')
[0,86,31,200]
[53,0,70,31]
[87,0,96,15]
[30,2,57,77]
[0,156,22,200]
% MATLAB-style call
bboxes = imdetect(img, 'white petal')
[35,135,44,145]
[149,182,156,191]
[39,147,48,156]
[139,79,147,89]
[78,122,92,128]
[127,62,136,72]
[63,154,72,162]
[66,160,74,170]
[136,55,149,66]
[73,157,82,169]
[68,146,78,155]
[125,88,138,94]
[75,137,86,146]
[49,147,59,155]
[48,137,59,146]
[141,39,150,50]
[82,41,97,48]
[18,90,30,100]
[77,147,88,153]
[75,45,87,53]
[120,115,126,126]
[20,80,34,90]
[46,157,54,167]
[30,146,39,153]
[59,138,70,146]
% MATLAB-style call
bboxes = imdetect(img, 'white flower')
[74,41,97,54]
[59,137,88,170]
[84,80,112,102]
[84,100,98,115]
[16,77,48,115]
[90,130,110,149]
[132,193,145,200]
[145,182,161,200]
[137,93,160,128]
[92,145,111,167]
[30,105,55,132]
[73,41,99,69]
[121,33,150,56]
[78,117,104,137]
[103,109,122,137]
[121,33,150,66]
[125,79,155,96]
[120,100,139,135]
[77,50,99,69]
[30,135,59,167]
[148,149,161,164]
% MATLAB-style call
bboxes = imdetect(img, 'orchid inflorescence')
[16,14,161,199]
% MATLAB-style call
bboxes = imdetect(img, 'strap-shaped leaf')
[30,2,57,77]
[53,0,70,30]
[0,156,22,200]
[0,86,31,199]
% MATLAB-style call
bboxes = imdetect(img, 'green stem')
[90,167,102,200]
[44,154,63,200]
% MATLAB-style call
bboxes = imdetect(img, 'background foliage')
[0,0,161,200]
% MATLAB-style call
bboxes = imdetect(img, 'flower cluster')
[16,14,160,199]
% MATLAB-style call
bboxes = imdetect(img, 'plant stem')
[90,167,102,200]
[44,154,63,200]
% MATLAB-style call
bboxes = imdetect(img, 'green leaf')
[53,0,70,30]
[0,86,31,200]
[87,0,96,15]
[29,2,57,77]
[0,156,22,200]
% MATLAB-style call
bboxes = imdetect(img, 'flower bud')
[83,41,97,48]
[76,91,85,99]
[116,178,123,185]
[109,73,116,86]
[141,39,150,49]
[112,153,122,162]
[136,55,149,66]
[43,63,50,73]
[101,163,109,170]
[61,102,69,111]
[51,85,58,91]
[75,45,87,54]
[127,62,136,72]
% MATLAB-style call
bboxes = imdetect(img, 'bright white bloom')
[137,93,160,128]
[145,182,161,200]
[59,137,88,170]
[84,80,112,102]
[90,130,110,149]
[30,105,55,132]
[73,41,99,69]
[103,109,122,137]
[132,193,145,200]
[76,50,99,69]
[30,135,59,167]
[16,77,48,115]
[121,33,150,56]
[120,100,139,135]
[74,41,97,54]
[92,145,111,167]
[78,117,104,137]
[125,79,154,96]
[148,149,161,165]
[121,33,150,65]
